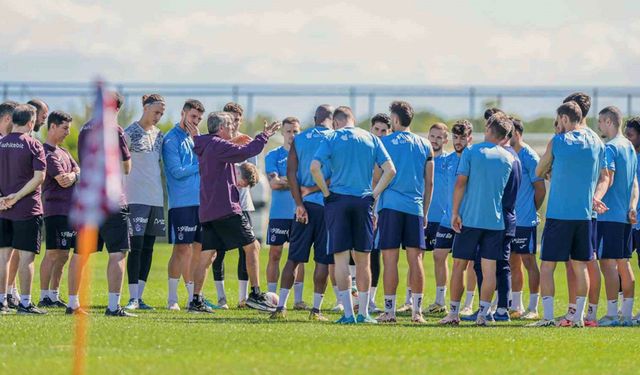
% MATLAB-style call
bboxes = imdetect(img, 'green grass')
[1,243,639,374]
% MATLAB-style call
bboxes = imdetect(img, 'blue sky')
[2,0,640,86]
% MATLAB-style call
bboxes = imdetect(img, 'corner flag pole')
[72,226,97,375]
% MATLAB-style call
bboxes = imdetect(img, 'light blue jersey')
[457,142,514,230]
[313,126,391,197]
[265,146,296,220]
[440,152,462,229]
[598,135,638,223]
[162,124,200,209]
[427,152,449,223]
[546,129,606,220]
[294,125,333,206]
[515,144,543,227]
[378,131,433,216]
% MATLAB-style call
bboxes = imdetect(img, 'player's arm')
[536,140,553,179]
[372,165,382,190]
[451,175,468,233]
[422,157,435,226]
[0,171,45,209]
[268,173,289,190]
[163,138,198,179]
[629,178,639,225]
[533,180,546,210]
[287,142,309,224]
[310,160,330,197]
[592,168,610,214]
[372,160,396,200]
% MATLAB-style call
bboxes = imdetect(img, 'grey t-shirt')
[237,155,257,212]
[124,122,164,207]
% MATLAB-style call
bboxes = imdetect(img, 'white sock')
[542,296,554,321]
[138,280,146,300]
[293,282,304,303]
[450,301,461,317]
[384,295,396,315]
[606,299,618,317]
[622,298,634,319]
[168,278,179,304]
[185,282,194,303]
[332,285,340,302]
[586,302,597,321]
[128,284,138,302]
[512,291,523,311]
[435,286,446,306]
[566,303,577,319]
[11,287,20,299]
[349,265,356,279]
[528,293,539,312]
[215,280,226,302]
[69,295,79,309]
[463,291,475,308]
[278,288,290,309]
[479,300,491,318]
[40,290,49,302]
[267,282,277,294]
[20,294,31,307]
[49,289,60,302]
[239,280,248,301]
[108,292,120,311]
[412,293,423,314]
[358,291,370,316]
[313,293,324,310]
[575,297,587,322]
[404,288,412,305]
[369,286,377,305]
[340,290,355,318]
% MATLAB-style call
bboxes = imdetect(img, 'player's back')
[515,144,542,227]
[547,129,604,220]
[379,131,432,215]
[599,135,638,223]
[294,125,333,204]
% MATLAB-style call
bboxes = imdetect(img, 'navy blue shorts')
[597,221,632,259]
[324,193,374,254]
[452,226,504,261]
[167,206,202,244]
[288,202,333,265]
[267,219,292,246]
[540,219,593,262]
[376,209,425,250]
[434,225,456,250]
[424,221,440,251]
[512,226,537,255]
[633,228,640,252]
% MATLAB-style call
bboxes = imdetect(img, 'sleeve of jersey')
[32,142,46,172]
[374,137,391,167]
[604,145,615,171]
[526,150,544,183]
[312,138,331,165]
[456,148,471,176]
[46,153,65,177]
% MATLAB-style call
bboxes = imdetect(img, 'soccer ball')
[265,292,279,306]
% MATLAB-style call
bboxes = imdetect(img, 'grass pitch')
[0,243,638,374]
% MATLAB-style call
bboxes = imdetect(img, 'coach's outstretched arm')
[310,160,330,198]
[450,175,468,233]
[0,170,45,210]
[536,140,553,179]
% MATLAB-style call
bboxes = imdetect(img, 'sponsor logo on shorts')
[270,227,289,235]
[177,225,198,233]
[436,231,453,239]
[132,216,149,224]
[154,218,165,226]
[512,237,527,246]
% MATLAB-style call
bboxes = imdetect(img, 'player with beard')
[27,99,48,135]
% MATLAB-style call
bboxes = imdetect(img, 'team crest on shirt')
[306,133,313,139]
[340,134,349,141]
[391,138,399,145]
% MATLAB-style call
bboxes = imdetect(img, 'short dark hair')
[27,99,47,113]
[333,106,355,123]
[314,104,334,125]
[0,100,18,119]
[183,99,205,113]
[557,102,583,124]
[451,119,473,136]
[484,107,504,120]
[599,106,623,129]
[486,114,512,140]
[12,104,36,127]
[389,101,414,127]
[47,111,73,129]
[223,102,244,116]
[238,162,259,187]
[142,93,165,106]
[371,113,391,128]
[626,117,640,134]
[282,117,300,126]
[113,92,124,110]
[510,117,524,134]
[563,92,590,118]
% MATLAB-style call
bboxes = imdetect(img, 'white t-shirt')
[124,122,164,207]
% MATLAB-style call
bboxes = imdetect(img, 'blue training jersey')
[636,152,640,230]
[515,144,543,227]
[427,152,449,223]
[546,129,606,221]
[162,124,200,209]
[313,126,391,198]
[378,131,433,217]
[502,146,522,237]
[294,125,333,206]
[598,135,638,223]
[457,141,514,230]
[440,152,462,229]
[265,146,296,220]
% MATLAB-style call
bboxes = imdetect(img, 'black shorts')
[76,209,131,254]
[0,216,43,253]
[45,215,76,250]
[202,213,256,251]
[129,204,166,237]
[424,221,440,251]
